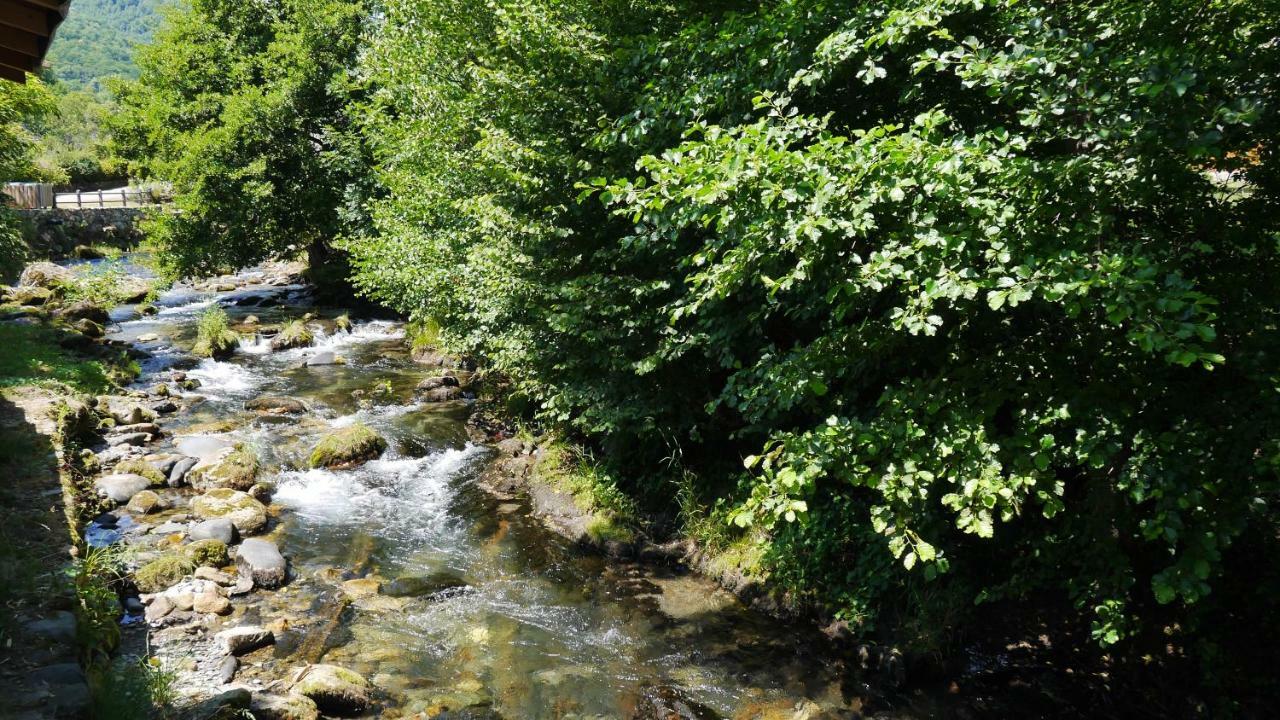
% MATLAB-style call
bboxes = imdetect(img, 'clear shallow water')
[109,265,866,719]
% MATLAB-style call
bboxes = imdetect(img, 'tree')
[0,76,58,277]
[110,0,371,280]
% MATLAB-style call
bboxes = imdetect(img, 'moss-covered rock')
[334,314,353,333]
[189,444,260,491]
[308,424,387,469]
[18,262,72,289]
[126,489,162,515]
[193,307,240,359]
[183,538,230,568]
[135,554,195,593]
[191,488,269,535]
[271,319,315,351]
[8,285,53,306]
[292,664,371,716]
[114,459,167,487]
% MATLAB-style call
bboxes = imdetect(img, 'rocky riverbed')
[6,257,913,720]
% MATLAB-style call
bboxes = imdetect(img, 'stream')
[85,258,887,719]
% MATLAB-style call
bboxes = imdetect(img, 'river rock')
[189,517,237,545]
[117,276,152,303]
[292,664,371,716]
[56,300,109,326]
[195,566,236,585]
[125,489,162,514]
[189,444,260,491]
[19,261,72,288]
[95,473,151,504]
[184,538,230,567]
[194,591,232,615]
[217,626,275,655]
[8,285,52,306]
[107,432,150,447]
[251,693,320,720]
[421,386,463,402]
[145,594,174,622]
[382,571,469,598]
[192,488,268,535]
[169,456,199,487]
[193,687,252,718]
[634,685,722,720]
[25,662,90,718]
[27,611,76,644]
[236,538,287,588]
[305,351,338,366]
[218,655,239,684]
[308,424,387,469]
[416,375,459,392]
[244,396,308,414]
[98,396,158,426]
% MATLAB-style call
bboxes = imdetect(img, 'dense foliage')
[117,0,1280,708]
[0,77,58,274]
[45,0,162,92]
[110,0,371,278]
[25,85,123,185]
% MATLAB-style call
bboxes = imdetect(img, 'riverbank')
[0,255,909,719]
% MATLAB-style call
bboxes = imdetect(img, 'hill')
[45,0,164,92]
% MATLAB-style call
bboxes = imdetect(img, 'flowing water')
[100,261,882,719]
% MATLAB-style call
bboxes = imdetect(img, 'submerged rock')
[382,571,469,598]
[308,424,387,469]
[244,396,308,414]
[305,351,339,366]
[292,664,371,716]
[633,685,722,720]
[236,537,287,588]
[191,488,268,535]
[95,473,152,504]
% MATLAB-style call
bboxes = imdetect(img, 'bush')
[191,306,239,359]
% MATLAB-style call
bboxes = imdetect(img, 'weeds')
[192,306,239,359]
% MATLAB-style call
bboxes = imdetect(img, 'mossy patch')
[134,554,195,593]
[190,444,260,491]
[534,438,638,543]
[271,319,315,351]
[182,539,229,568]
[192,307,240,359]
[114,459,167,487]
[309,423,387,469]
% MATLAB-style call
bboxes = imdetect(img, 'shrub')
[191,306,239,359]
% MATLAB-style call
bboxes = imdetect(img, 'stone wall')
[16,208,151,259]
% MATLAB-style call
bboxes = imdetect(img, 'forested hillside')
[109,0,1280,714]
[46,0,163,91]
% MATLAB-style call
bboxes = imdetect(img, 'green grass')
[535,438,638,543]
[192,306,239,358]
[0,323,116,394]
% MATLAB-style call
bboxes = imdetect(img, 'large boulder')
[8,285,52,306]
[244,396,308,414]
[18,262,72,288]
[94,473,152,504]
[191,488,268,535]
[292,664,371,716]
[308,424,387,469]
[236,538,287,589]
[189,444,260,491]
[98,396,158,426]
[56,300,109,325]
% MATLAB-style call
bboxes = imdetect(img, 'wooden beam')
[0,44,31,69]
[0,2,51,36]
[0,26,41,57]
[18,0,68,12]
[0,62,27,83]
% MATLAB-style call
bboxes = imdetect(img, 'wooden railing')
[3,182,162,209]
